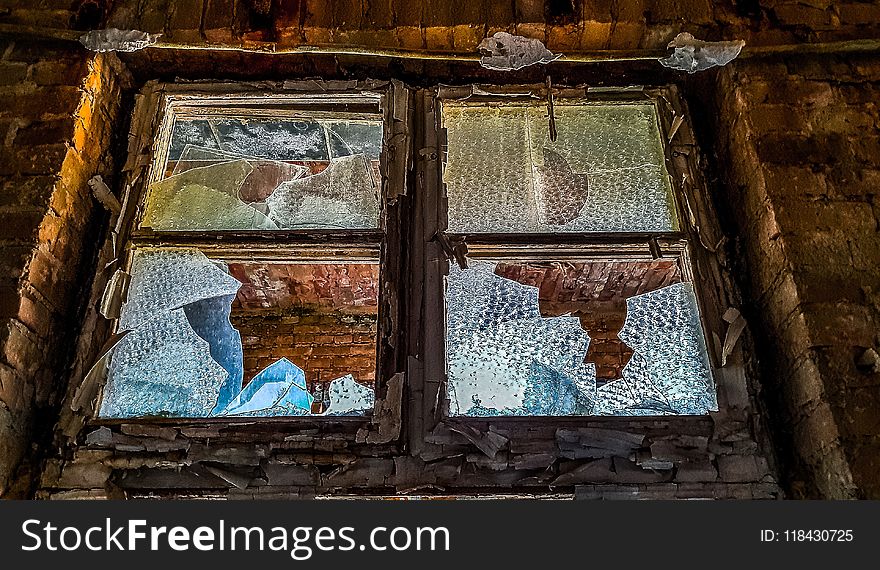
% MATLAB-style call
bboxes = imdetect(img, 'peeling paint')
[477,32,560,71]
[79,28,161,53]
[659,33,745,73]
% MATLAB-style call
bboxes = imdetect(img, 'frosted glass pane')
[442,102,677,233]
[119,248,243,331]
[100,308,230,418]
[266,154,379,229]
[446,262,596,416]
[142,160,278,231]
[445,262,716,417]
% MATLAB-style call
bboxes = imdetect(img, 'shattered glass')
[595,282,717,415]
[266,153,379,229]
[445,262,716,417]
[323,374,375,415]
[118,248,242,331]
[102,248,376,418]
[149,117,383,231]
[442,102,677,233]
[142,160,278,230]
[100,308,230,418]
[218,358,314,417]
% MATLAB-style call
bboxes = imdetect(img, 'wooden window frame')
[85,80,412,449]
[407,83,738,458]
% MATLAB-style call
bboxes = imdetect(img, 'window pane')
[445,260,716,416]
[141,117,382,231]
[442,102,678,233]
[100,248,378,418]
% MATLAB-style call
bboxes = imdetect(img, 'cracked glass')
[445,260,716,417]
[442,101,677,233]
[142,116,383,231]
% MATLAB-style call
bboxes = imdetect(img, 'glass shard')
[446,262,596,416]
[266,153,379,229]
[323,374,375,415]
[118,248,242,331]
[442,102,677,233]
[100,308,229,418]
[182,294,244,415]
[218,358,314,417]
[142,160,278,231]
[170,145,308,203]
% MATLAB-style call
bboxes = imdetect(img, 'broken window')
[440,92,718,417]
[98,90,388,419]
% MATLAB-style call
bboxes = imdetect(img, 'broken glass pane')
[446,261,716,417]
[102,250,378,418]
[142,160,279,231]
[323,374,375,415]
[182,293,244,415]
[442,102,677,233]
[100,308,230,418]
[119,248,243,331]
[266,153,379,229]
[446,262,596,416]
[597,282,717,415]
[218,358,314,417]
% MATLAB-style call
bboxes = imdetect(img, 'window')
[434,87,718,418]
[94,81,719,427]
[97,86,399,419]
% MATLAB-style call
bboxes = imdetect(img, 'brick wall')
[236,312,378,394]
[708,53,880,498]
[0,39,127,495]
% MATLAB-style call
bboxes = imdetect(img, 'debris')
[477,32,560,71]
[659,32,745,73]
[721,307,747,366]
[79,28,161,53]
[88,175,121,214]
[323,374,375,416]
[856,348,880,373]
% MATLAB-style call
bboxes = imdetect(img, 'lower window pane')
[99,248,378,418]
[445,260,717,417]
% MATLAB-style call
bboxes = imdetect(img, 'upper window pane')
[442,101,678,233]
[141,114,383,231]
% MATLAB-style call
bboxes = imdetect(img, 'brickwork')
[0,38,128,495]
[709,53,880,498]
[236,312,377,390]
